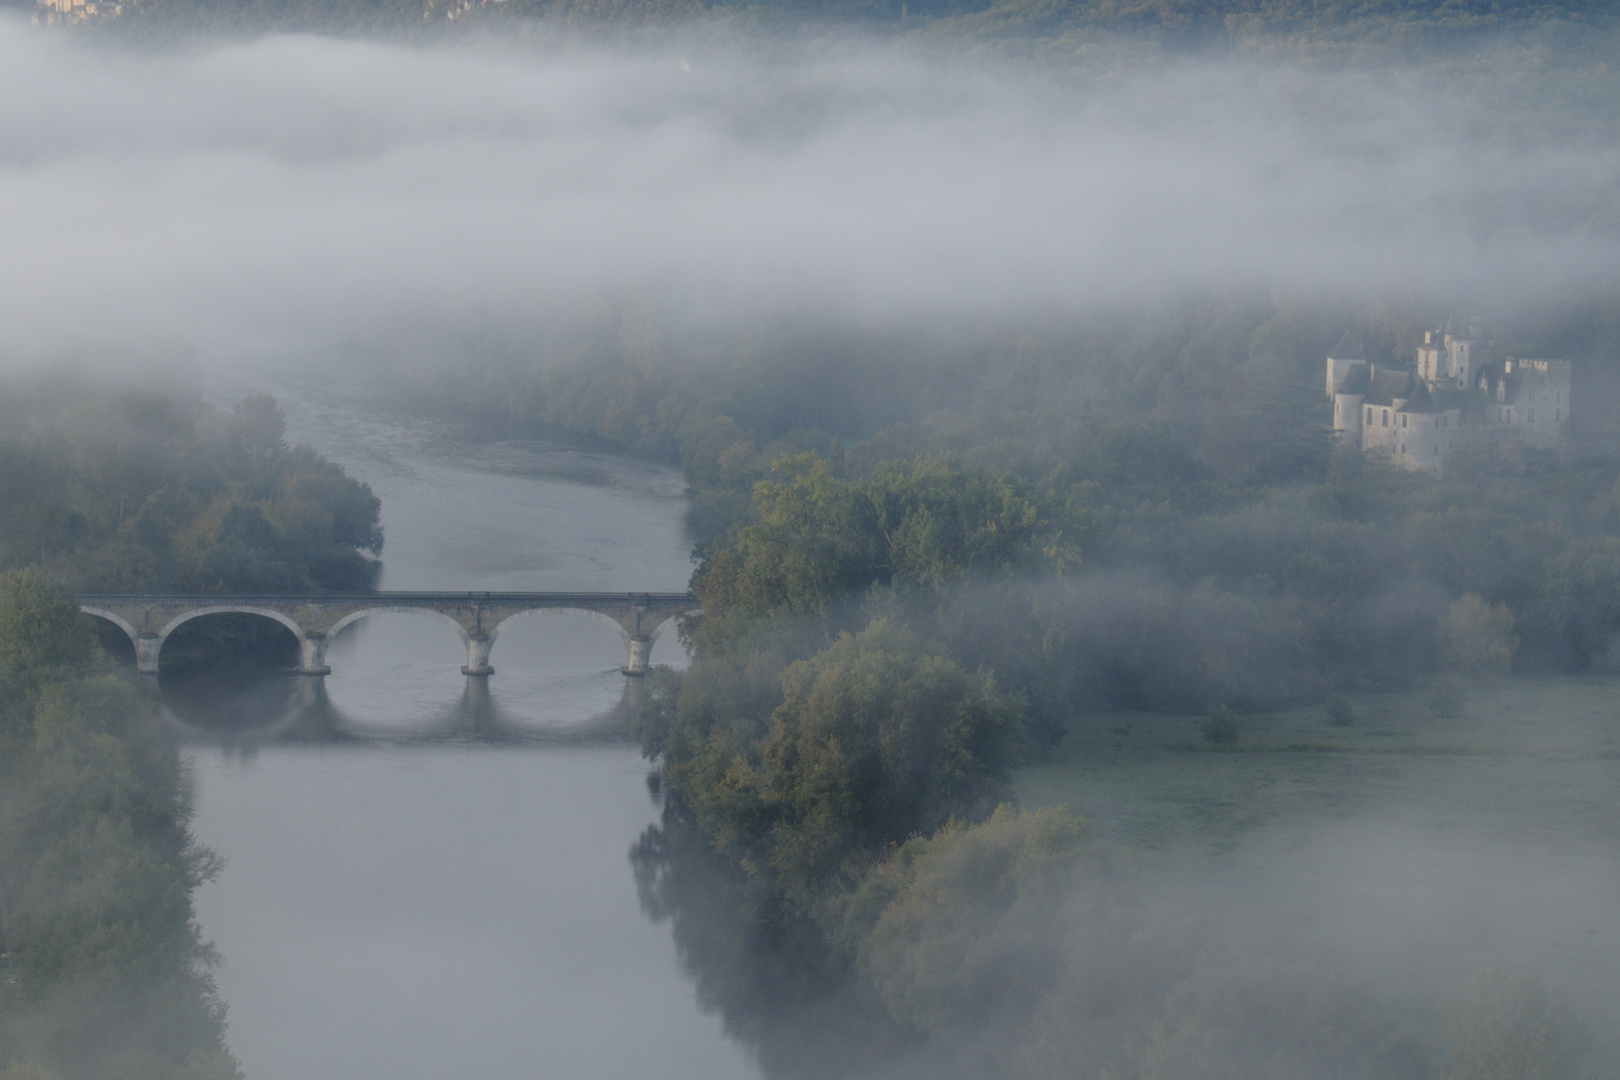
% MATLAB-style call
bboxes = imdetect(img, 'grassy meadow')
[1016,678,1620,1070]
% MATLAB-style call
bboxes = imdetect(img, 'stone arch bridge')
[76,592,700,678]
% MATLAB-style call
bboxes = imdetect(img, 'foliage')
[692,452,1078,634]
[0,572,94,678]
[761,620,1024,902]
[1444,970,1589,1080]
[0,382,381,595]
[0,573,240,1079]
[649,619,1026,915]
[853,805,1084,1038]
[1437,594,1517,673]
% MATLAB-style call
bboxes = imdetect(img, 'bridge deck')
[75,591,699,605]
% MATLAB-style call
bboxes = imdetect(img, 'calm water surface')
[180,370,759,1080]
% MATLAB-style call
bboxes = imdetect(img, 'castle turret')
[1326,332,1366,399]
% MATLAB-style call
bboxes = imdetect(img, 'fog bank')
[3,21,1618,364]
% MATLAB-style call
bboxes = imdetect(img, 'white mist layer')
[1,19,1617,360]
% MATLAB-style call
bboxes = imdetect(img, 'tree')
[0,570,93,678]
[0,575,241,1080]
[865,454,1070,588]
[1437,595,1517,674]
[714,453,879,619]
[858,806,1084,1039]
[758,620,1026,906]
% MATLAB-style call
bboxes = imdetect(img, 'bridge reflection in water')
[159,668,651,748]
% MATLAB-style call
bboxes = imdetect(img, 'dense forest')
[0,380,381,595]
[0,383,384,1077]
[0,572,243,1080]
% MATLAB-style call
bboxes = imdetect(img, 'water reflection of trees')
[630,805,964,1080]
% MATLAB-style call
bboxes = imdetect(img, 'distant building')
[33,0,122,23]
[1327,318,1570,476]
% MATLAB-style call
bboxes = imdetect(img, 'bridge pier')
[622,634,652,676]
[136,633,162,676]
[296,672,329,710]
[299,634,332,676]
[462,636,495,676]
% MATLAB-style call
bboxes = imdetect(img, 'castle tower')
[1416,329,1442,383]
[1443,317,1492,389]
[1325,332,1366,399]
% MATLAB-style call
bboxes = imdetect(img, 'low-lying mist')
[3,19,1619,367]
[9,15,1620,1080]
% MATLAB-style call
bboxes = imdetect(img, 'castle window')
[1366,407,1372,424]
[1529,408,1535,423]
[1382,409,1389,427]
[1400,443,1407,454]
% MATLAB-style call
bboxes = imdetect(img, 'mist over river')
[174,368,761,1080]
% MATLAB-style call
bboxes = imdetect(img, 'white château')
[1327,317,1570,475]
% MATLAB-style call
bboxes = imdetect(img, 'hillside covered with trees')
[0,380,381,595]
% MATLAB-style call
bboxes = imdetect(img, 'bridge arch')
[80,606,140,649]
[158,605,308,646]
[486,606,631,644]
[324,607,474,645]
[487,606,686,674]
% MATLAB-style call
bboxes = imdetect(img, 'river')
[177,371,762,1080]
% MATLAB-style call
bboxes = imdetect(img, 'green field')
[1016,678,1620,1070]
